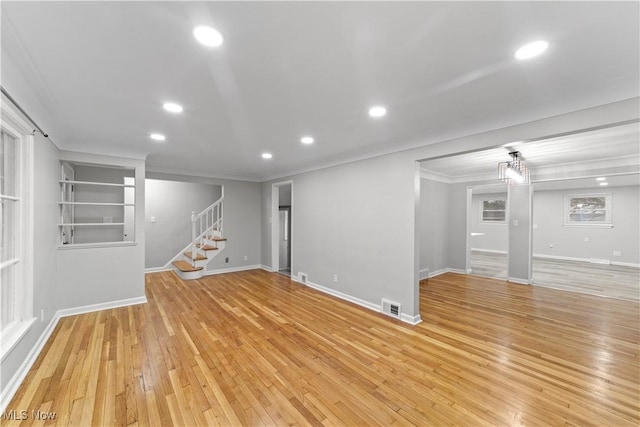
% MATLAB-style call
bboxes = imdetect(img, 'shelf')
[59,180,134,187]
[58,223,125,226]
[59,202,134,206]
[58,241,137,250]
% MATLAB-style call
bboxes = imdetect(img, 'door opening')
[271,181,293,276]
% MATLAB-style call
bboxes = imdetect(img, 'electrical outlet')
[549,243,554,248]
[613,251,622,256]
[243,255,248,261]
[584,237,589,242]
[333,274,338,283]
[40,309,44,322]
[225,257,229,263]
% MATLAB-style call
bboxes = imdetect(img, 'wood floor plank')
[2,269,638,426]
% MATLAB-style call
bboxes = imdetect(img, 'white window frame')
[1,99,35,361]
[480,198,507,223]
[563,193,613,228]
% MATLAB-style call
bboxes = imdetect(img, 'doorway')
[271,181,293,276]
[278,207,291,275]
[466,184,509,279]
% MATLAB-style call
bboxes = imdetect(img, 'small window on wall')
[564,194,612,227]
[481,199,506,222]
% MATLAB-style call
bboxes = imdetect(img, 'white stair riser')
[183,256,208,268]
[174,269,203,280]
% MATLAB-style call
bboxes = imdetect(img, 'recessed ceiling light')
[369,106,387,118]
[596,177,606,181]
[163,102,183,113]
[599,182,609,186]
[515,40,549,60]
[261,152,273,159]
[150,133,166,141]
[301,136,314,144]
[193,26,223,47]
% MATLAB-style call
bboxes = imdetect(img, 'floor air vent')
[381,299,401,319]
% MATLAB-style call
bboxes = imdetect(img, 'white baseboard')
[427,268,467,278]
[144,267,171,274]
[534,253,639,268]
[508,277,532,285]
[401,313,423,325]
[427,268,448,278]
[291,276,421,326]
[260,264,274,272]
[533,253,584,262]
[471,248,508,254]
[57,296,148,319]
[203,264,262,276]
[0,317,57,413]
[294,277,379,312]
[1,295,146,413]
[589,258,611,265]
[611,261,640,268]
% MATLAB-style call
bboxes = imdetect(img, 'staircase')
[169,197,227,280]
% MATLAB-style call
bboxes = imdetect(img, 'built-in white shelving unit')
[59,163,136,246]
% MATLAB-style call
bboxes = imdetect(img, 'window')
[564,194,612,227]
[1,100,34,358]
[481,199,506,222]
[1,130,20,330]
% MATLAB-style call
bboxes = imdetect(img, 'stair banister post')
[191,211,196,267]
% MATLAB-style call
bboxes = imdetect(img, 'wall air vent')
[381,299,401,319]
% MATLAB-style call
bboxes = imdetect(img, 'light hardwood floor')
[471,250,640,302]
[3,270,639,426]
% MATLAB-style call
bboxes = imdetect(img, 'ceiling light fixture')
[368,106,387,118]
[515,40,549,60]
[599,182,609,186]
[193,26,223,47]
[261,152,273,159]
[498,151,530,185]
[301,136,314,144]
[150,133,166,141]
[596,177,606,181]
[163,102,183,113]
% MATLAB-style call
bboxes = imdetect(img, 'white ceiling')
[421,122,640,180]
[2,1,639,181]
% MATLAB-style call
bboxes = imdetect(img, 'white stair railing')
[190,197,223,266]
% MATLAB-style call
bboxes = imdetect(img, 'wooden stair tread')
[184,252,207,261]
[207,236,227,242]
[172,261,203,272]
[195,244,218,251]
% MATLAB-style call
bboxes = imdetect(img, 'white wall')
[279,184,291,206]
[145,179,222,269]
[56,151,146,309]
[262,153,420,322]
[146,172,262,273]
[419,178,450,275]
[533,185,640,265]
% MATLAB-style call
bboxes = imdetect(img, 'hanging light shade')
[498,151,530,184]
